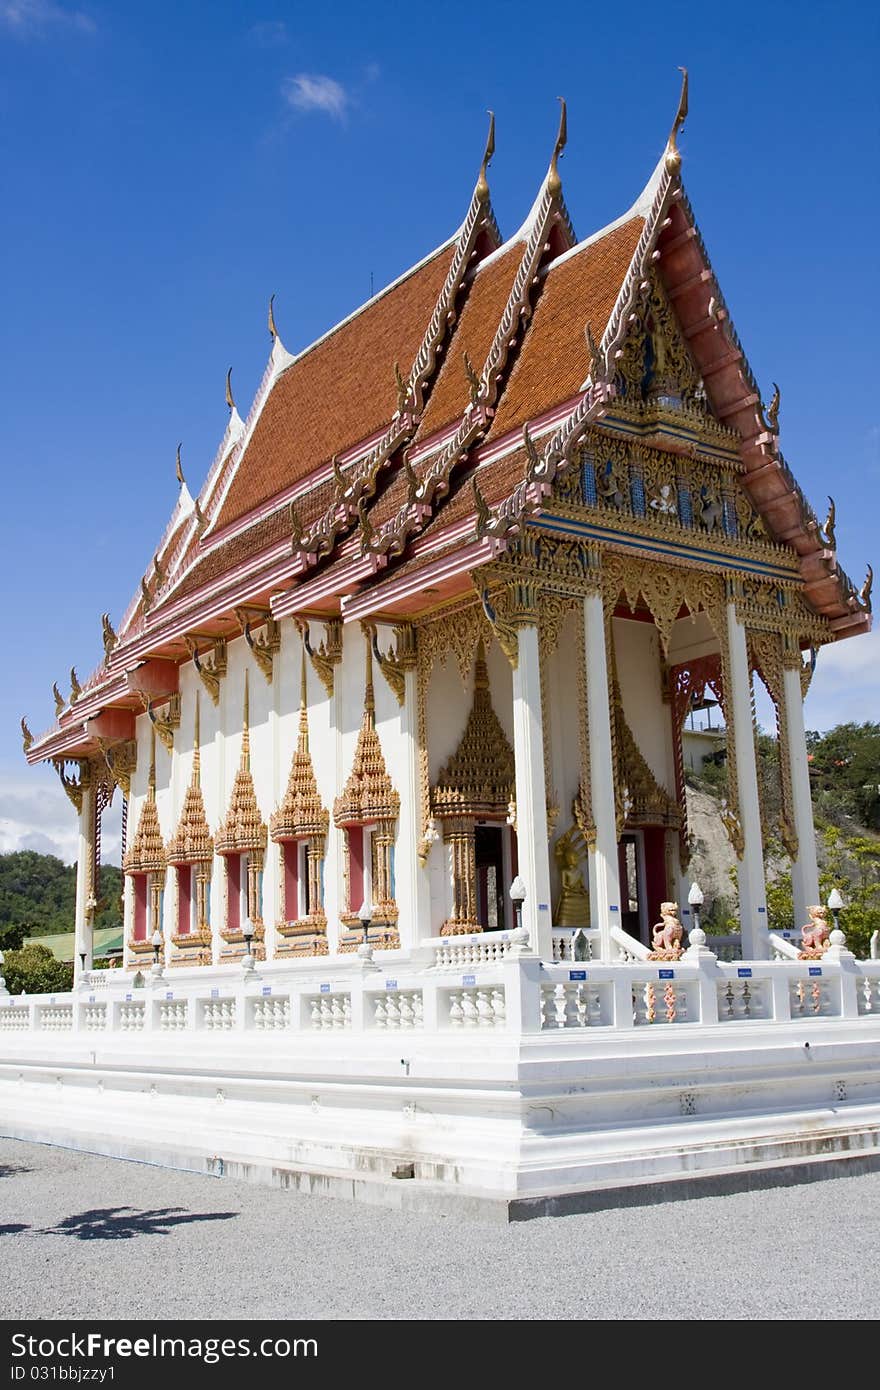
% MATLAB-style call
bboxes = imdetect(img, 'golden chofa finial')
[476,110,495,201]
[665,66,689,173]
[21,716,33,754]
[268,294,278,340]
[765,381,780,434]
[175,443,185,488]
[547,97,567,195]
[225,368,235,412]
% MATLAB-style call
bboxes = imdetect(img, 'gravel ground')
[1,1137,878,1320]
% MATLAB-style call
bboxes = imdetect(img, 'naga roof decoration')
[214,672,267,856]
[333,639,400,827]
[431,641,515,821]
[166,695,213,866]
[123,730,166,877]
[270,647,329,843]
[23,82,871,764]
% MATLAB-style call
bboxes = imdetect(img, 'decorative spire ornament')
[476,110,495,201]
[175,443,185,487]
[225,368,235,412]
[547,97,567,195]
[665,66,689,173]
[268,293,278,340]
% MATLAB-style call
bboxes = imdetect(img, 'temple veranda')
[8,84,879,1213]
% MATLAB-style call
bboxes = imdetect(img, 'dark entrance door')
[475,824,505,930]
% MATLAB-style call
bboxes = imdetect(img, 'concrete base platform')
[3,1015,880,1220]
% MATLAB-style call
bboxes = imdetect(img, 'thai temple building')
[9,80,880,1213]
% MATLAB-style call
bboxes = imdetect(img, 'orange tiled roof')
[215,244,456,530]
[414,244,523,442]
[488,217,644,439]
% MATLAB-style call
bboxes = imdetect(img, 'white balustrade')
[769,932,802,961]
[430,933,517,968]
[201,999,237,1031]
[789,975,837,1018]
[540,981,603,1029]
[444,987,506,1029]
[118,1002,146,1032]
[631,978,690,1026]
[82,1004,108,1032]
[706,934,743,962]
[372,990,424,1030]
[551,928,596,963]
[610,925,652,962]
[158,1000,188,1032]
[0,1006,29,1031]
[717,977,771,1021]
[38,1005,74,1032]
[858,975,880,1015]
[252,996,291,1030]
[307,993,352,1031]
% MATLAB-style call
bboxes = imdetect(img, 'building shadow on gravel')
[0,1164,33,1179]
[43,1207,239,1240]
[0,1223,31,1235]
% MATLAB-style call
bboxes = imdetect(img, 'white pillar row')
[399,659,431,947]
[73,773,95,983]
[782,660,820,928]
[582,590,622,962]
[511,621,553,958]
[725,601,769,959]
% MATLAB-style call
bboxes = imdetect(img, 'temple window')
[121,729,166,961]
[165,694,214,960]
[431,641,516,935]
[269,644,330,957]
[214,673,267,959]
[332,635,401,951]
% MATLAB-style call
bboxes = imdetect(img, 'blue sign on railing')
[737,968,753,978]
[125,993,132,1001]
[808,967,822,977]
[261,986,271,997]
[165,992,173,1000]
[569,970,587,981]
[462,974,476,986]
[385,979,398,990]
[659,969,675,980]
[210,988,219,999]
[320,983,330,993]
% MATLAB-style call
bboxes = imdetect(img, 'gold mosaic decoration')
[123,730,166,878]
[166,695,213,866]
[333,637,400,827]
[215,673,267,856]
[432,641,515,823]
[271,647,329,844]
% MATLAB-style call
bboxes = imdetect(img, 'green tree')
[2,943,73,995]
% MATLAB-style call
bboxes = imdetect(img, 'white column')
[511,623,553,958]
[398,664,431,947]
[583,592,622,961]
[73,778,95,983]
[783,661,820,927]
[726,603,769,959]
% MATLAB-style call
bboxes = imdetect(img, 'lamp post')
[827,887,845,946]
[242,918,256,973]
[509,875,526,936]
[150,928,164,980]
[357,900,378,964]
[687,880,706,951]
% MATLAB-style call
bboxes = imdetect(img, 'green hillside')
[0,852,122,949]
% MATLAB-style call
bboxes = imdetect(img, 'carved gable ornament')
[431,642,515,822]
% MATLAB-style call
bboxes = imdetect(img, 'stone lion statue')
[648,902,684,960]
[799,905,830,959]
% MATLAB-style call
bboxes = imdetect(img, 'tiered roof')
[25,83,871,764]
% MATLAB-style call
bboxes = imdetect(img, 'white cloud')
[804,624,880,733]
[283,72,349,121]
[0,766,122,865]
[0,0,95,36]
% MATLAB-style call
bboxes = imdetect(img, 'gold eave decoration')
[614,682,680,831]
[166,695,214,866]
[215,673,267,855]
[123,732,166,877]
[271,648,329,842]
[333,638,400,827]
[431,641,515,821]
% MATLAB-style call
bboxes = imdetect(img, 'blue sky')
[1,0,878,861]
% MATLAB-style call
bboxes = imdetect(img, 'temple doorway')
[475,824,506,930]
[618,827,671,946]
